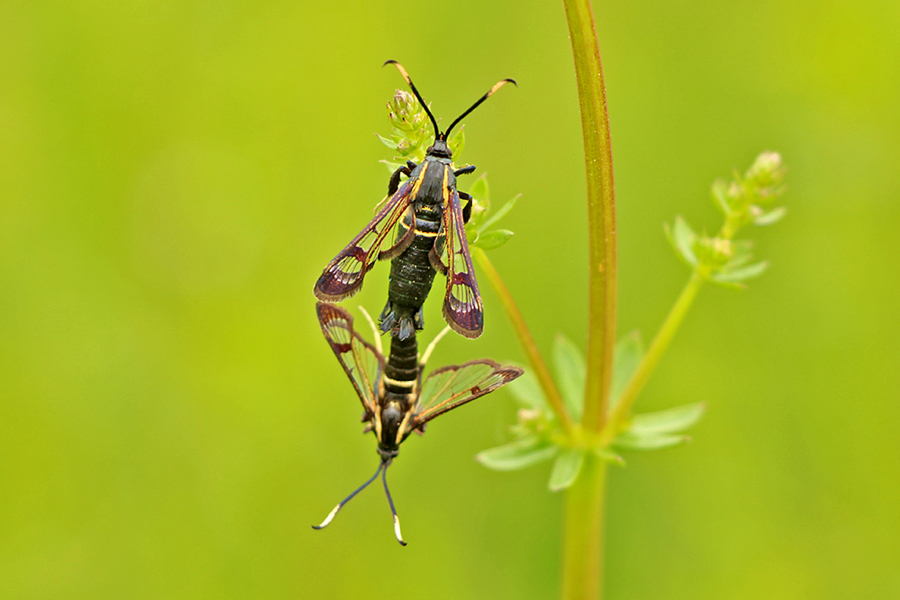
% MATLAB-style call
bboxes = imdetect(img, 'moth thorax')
[382,403,403,430]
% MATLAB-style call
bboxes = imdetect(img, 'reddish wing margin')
[316,302,385,418]
[440,189,484,338]
[407,359,523,433]
[314,181,414,302]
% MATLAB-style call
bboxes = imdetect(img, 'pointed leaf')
[479,195,520,233]
[665,216,698,266]
[711,180,731,215]
[467,175,490,203]
[553,334,585,421]
[473,229,514,250]
[381,159,406,173]
[376,133,399,149]
[754,206,786,226]
[722,251,754,271]
[449,126,465,160]
[613,432,690,451]
[465,175,491,231]
[609,331,644,411]
[507,368,548,410]
[714,261,769,282]
[548,448,585,491]
[594,447,626,466]
[630,402,706,435]
[707,277,747,290]
[476,437,558,471]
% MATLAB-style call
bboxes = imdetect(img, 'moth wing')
[408,359,523,431]
[316,302,384,417]
[314,181,414,302]
[441,189,484,338]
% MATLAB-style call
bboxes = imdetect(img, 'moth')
[314,61,515,340]
[312,302,523,545]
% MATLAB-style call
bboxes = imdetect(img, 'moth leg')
[379,299,396,333]
[454,165,476,177]
[459,191,473,224]
[414,306,425,330]
[387,162,416,196]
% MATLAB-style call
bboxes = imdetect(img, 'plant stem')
[473,248,573,433]
[604,208,741,439]
[602,268,707,442]
[561,454,608,600]
[563,0,617,434]
[561,0,616,598]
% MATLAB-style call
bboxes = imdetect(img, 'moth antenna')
[312,462,383,530]
[384,60,440,142]
[419,325,452,367]
[357,305,383,356]
[444,78,517,138]
[382,461,407,546]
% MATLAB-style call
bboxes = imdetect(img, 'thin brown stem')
[474,248,573,433]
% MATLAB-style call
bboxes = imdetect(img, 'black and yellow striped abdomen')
[380,158,456,340]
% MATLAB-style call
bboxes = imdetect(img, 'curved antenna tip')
[487,78,517,98]
[382,60,412,85]
[394,516,407,546]
[312,503,341,530]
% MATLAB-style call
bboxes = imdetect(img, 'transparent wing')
[316,302,384,416]
[314,181,414,302]
[441,189,484,338]
[409,359,523,430]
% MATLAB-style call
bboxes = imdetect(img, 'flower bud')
[745,151,785,190]
[695,236,733,268]
[387,90,423,133]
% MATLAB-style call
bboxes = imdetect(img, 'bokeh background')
[2,0,899,598]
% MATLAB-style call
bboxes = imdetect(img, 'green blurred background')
[2,0,898,598]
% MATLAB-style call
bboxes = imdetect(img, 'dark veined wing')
[407,359,523,432]
[316,302,384,417]
[440,189,484,338]
[314,180,415,302]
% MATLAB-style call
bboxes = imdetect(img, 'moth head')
[427,138,452,159]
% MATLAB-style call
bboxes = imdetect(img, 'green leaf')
[665,216,698,266]
[476,437,558,471]
[754,206,787,226]
[714,261,769,282]
[548,448,585,491]
[553,334,585,421]
[467,174,490,203]
[507,369,548,410]
[706,277,747,290]
[594,447,626,466]
[609,331,644,411]
[376,133,398,150]
[479,195,520,233]
[630,402,705,435]
[613,432,690,451]
[449,126,465,160]
[711,180,731,215]
[473,229,514,250]
[465,175,491,231]
[721,251,754,271]
[381,159,406,173]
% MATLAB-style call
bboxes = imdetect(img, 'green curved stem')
[564,0,617,435]
[474,248,573,433]
[602,269,707,442]
[561,0,616,597]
